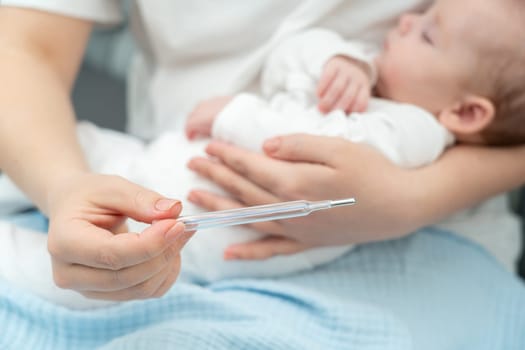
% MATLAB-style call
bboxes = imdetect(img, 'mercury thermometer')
[177,198,356,231]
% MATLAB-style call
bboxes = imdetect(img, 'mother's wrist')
[44,168,91,216]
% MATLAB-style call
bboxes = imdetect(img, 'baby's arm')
[262,28,377,112]
[186,30,377,140]
[349,102,454,168]
[211,94,450,169]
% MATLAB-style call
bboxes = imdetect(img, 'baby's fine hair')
[476,0,525,146]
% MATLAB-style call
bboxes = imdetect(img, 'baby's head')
[375,0,525,145]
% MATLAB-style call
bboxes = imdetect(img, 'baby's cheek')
[377,62,401,99]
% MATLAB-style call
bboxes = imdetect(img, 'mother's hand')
[188,134,525,259]
[47,173,193,301]
[187,134,421,255]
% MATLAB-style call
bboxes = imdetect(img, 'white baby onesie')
[214,28,454,167]
[0,29,454,287]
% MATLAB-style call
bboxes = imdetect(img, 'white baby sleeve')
[212,93,315,152]
[341,101,456,168]
[213,97,454,168]
[261,28,378,99]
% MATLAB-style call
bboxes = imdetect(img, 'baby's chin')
[373,78,389,99]
[373,56,393,99]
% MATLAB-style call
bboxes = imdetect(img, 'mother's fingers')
[204,141,292,194]
[188,188,250,211]
[188,155,278,205]
[151,261,181,298]
[202,141,335,199]
[51,237,186,292]
[49,220,188,270]
[262,134,349,166]
[81,258,180,301]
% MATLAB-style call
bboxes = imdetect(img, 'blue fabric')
[1,228,525,350]
[1,210,48,233]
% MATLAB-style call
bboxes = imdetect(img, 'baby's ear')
[438,95,495,135]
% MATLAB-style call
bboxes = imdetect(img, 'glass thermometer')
[177,198,356,231]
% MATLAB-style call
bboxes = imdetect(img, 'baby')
[187,0,525,158]
[0,0,524,308]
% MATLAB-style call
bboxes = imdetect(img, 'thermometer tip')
[330,198,357,207]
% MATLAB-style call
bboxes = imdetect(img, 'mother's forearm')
[402,144,525,229]
[317,144,525,245]
[0,51,88,214]
[0,10,93,214]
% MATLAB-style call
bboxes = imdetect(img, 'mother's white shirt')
[3,0,430,138]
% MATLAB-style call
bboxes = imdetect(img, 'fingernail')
[165,222,185,244]
[155,198,180,212]
[187,192,200,205]
[263,137,281,153]
[204,143,215,155]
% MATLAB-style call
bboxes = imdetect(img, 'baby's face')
[375,0,501,114]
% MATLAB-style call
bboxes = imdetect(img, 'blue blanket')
[1,227,525,350]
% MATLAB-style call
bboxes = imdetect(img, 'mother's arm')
[188,134,525,247]
[0,7,188,300]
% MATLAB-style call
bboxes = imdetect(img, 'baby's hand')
[317,55,371,114]
[185,96,233,140]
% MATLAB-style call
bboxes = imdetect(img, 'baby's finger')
[319,74,348,113]
[317,64,338,98]
[348,87,370,113]
[185,121,198,139]
[224,236,310,260]
[334,81,359,113]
